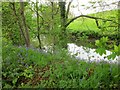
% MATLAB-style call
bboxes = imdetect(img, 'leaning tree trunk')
[9,2,27,46]
[20,1,30,47]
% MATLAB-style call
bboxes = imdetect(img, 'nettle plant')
[95,37,120,59]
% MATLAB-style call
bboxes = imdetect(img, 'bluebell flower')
[26,47,29,51]
[17,59,21,63]
[79,78,83,82]
[21,61,24,65]
[25,64,28,68]
[25,53,28,57]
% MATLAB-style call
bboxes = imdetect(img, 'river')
[67,43,119,64]
[33,35,119,64]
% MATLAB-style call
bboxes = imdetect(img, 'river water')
[67,43,119,64]
[34,35,119,64]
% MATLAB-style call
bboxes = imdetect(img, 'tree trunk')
[118,1,120,45]
[59,1,66,33]
[9,2,27,46]
[51,2,56,52]
[36,1,42,49]
[20,1,30,47]
[59,1,67,48]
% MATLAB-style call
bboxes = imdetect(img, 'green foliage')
[79,33,88,41]
[68,10,117,30]
[95,37,108,55]
[95,37,120,59]
[2,1,119,89]
[2,45,120,88]
[2,3,27,45]
[108,45,120,59]
[68,17,100,32]
[68,10,118,40]
[2,45,33,87]
[113,45,120,55]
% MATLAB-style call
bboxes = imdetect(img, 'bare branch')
[95,19,101,29]
[66,0,73,19]
[29,6,44,23]
[65,15,116,27]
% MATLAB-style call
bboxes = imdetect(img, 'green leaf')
[112,44,120,56]
[95,40,100,46]
[114,45,118,53]
[12,78,18,85]
[101,37,108,43]
[108,53,116,60]
[95,48,106,56]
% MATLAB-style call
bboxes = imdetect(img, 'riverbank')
[2,45,120,88]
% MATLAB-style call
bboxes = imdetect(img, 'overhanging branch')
[65,15,116,27]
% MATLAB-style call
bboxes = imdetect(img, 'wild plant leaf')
[114,45,118,53]
[101,37,108,43]
[12,78,18,85]
[95,40,100,46]
[95,48,106,56]
[108,53,116,60]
